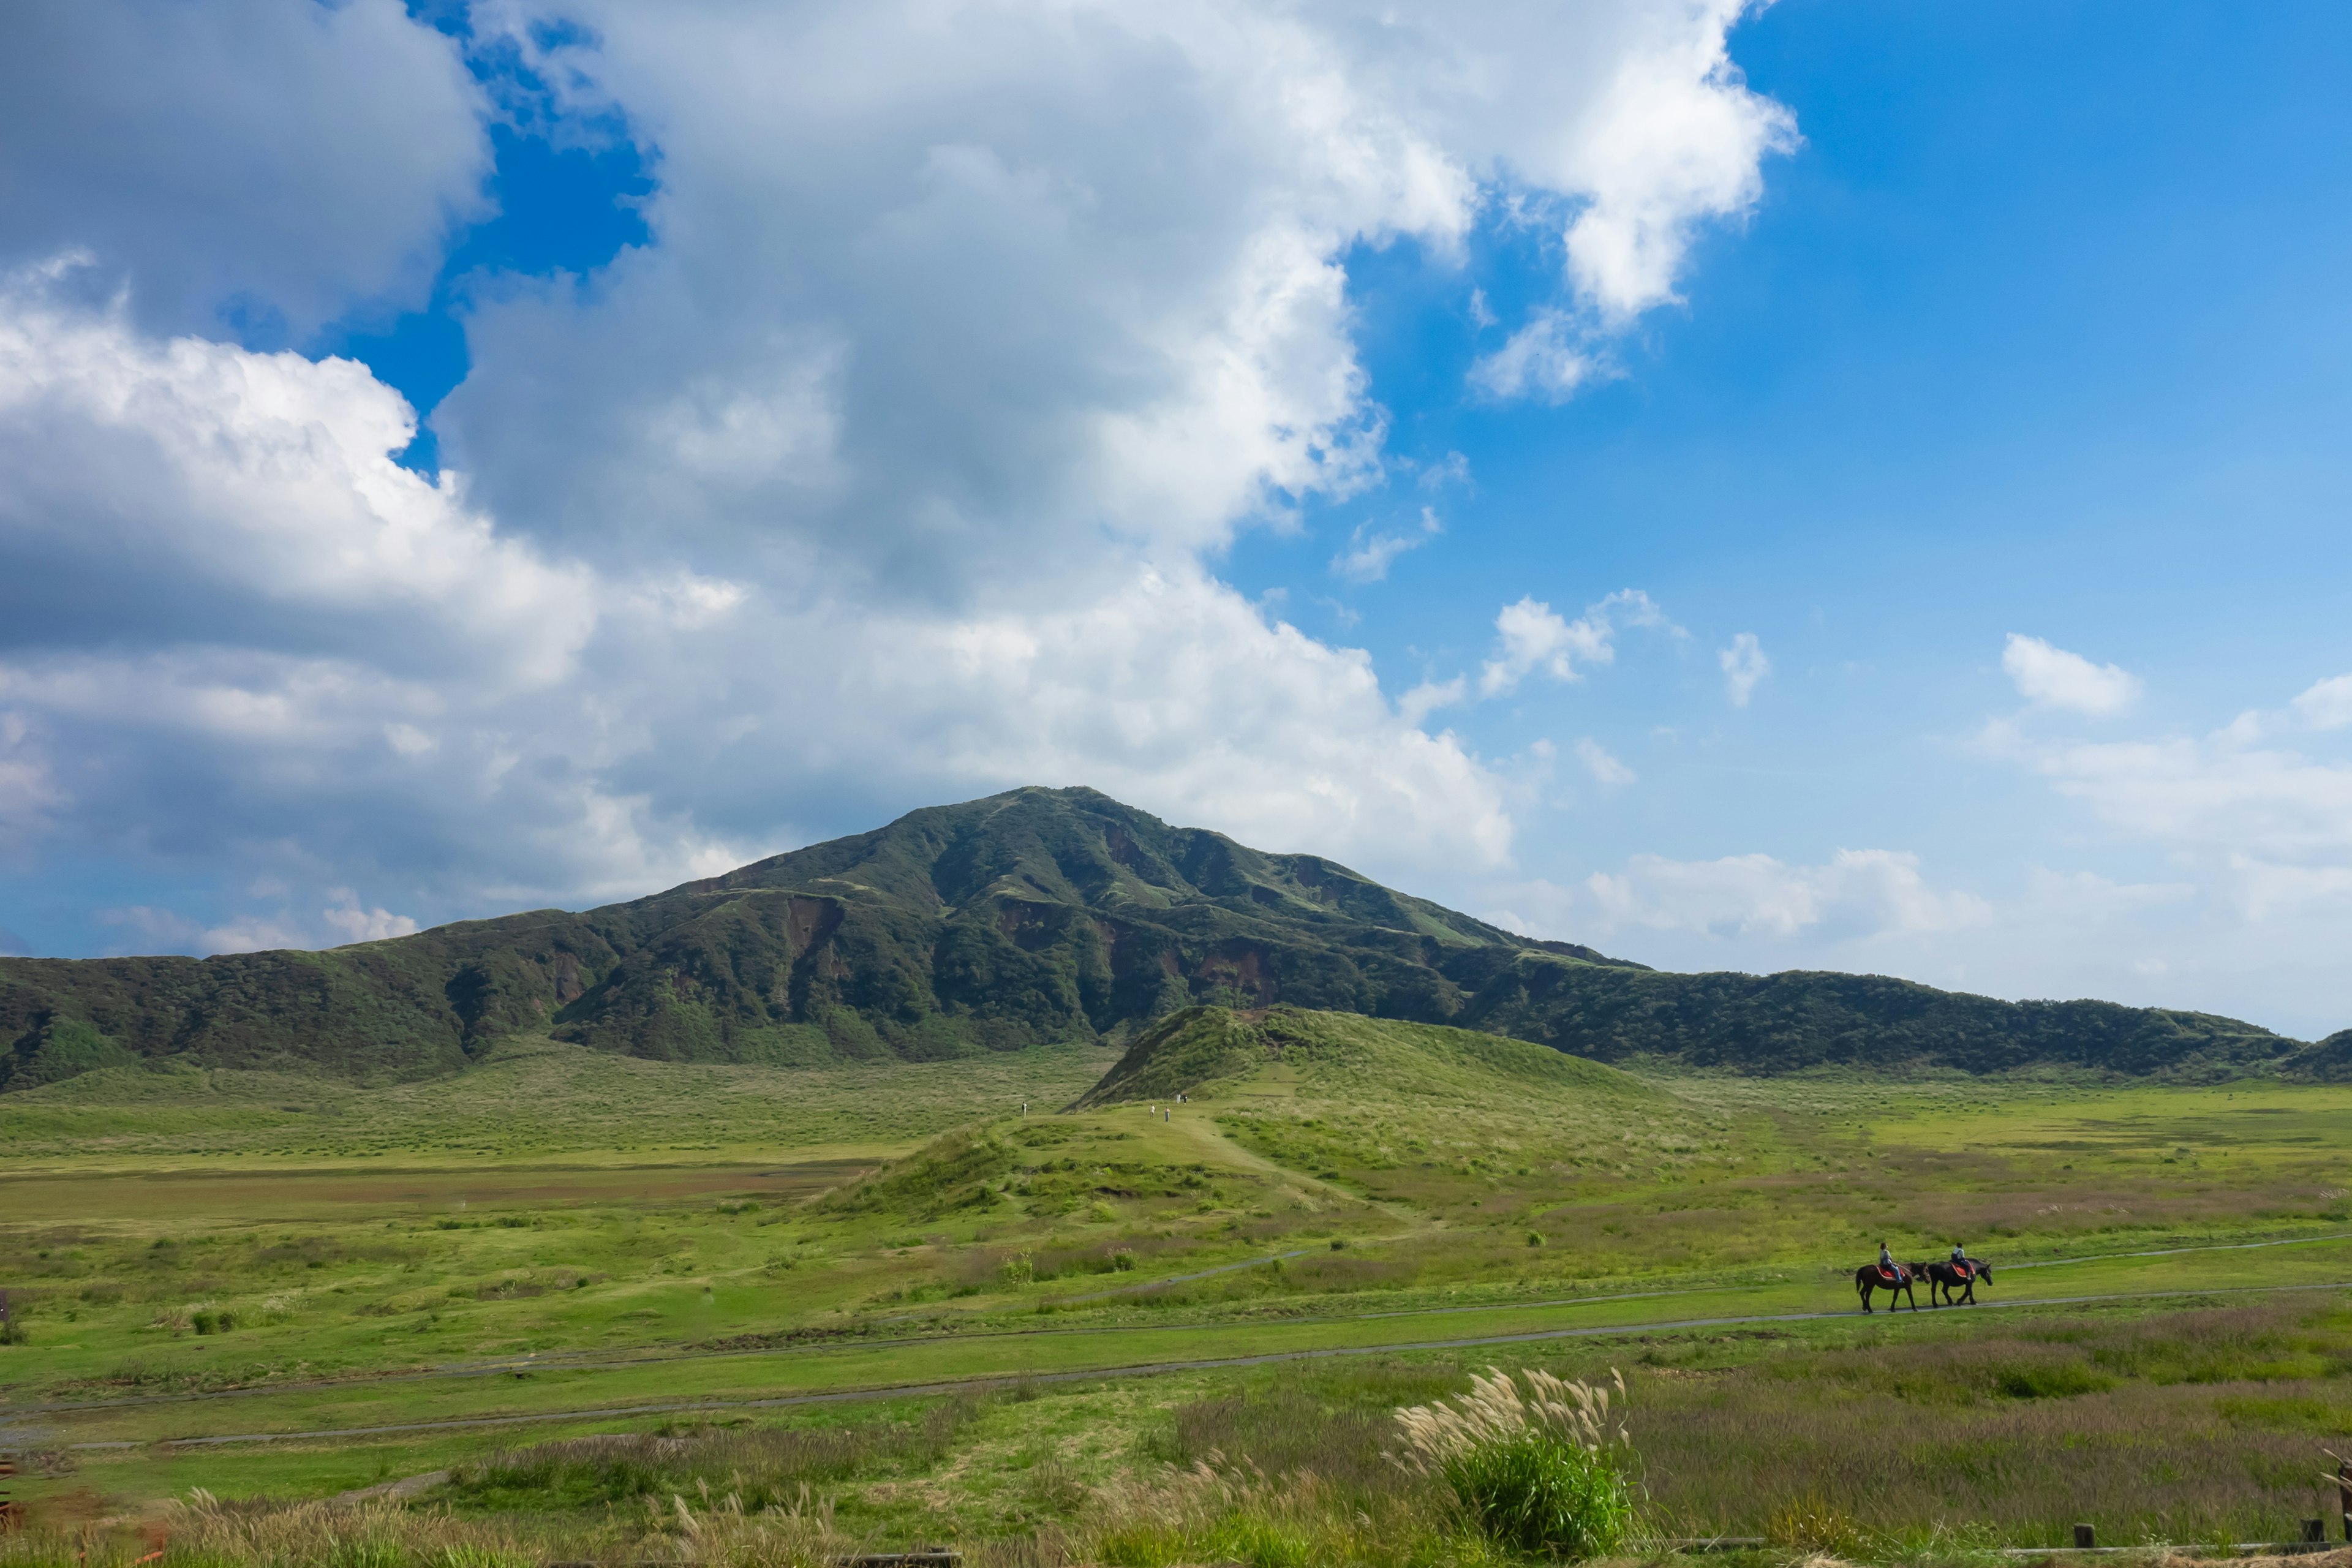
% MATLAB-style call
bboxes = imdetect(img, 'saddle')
[1949,1261,1973,1280]
[1874,1264,1904,1284]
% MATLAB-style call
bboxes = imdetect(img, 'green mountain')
[0,785,2325,1088]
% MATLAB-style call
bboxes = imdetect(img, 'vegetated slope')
[1078,1005,1664,1112]
[0,786,1610,1087]
[0,1035,1114,1164]
[1077,1007,1711,1243]
[2299,1028,2352,1081]
[1454,958,2304,1079]
[0,786,2327,1088]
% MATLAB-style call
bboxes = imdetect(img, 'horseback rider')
[1878,1239,1898,1281]
[1949,1240,1969,1276]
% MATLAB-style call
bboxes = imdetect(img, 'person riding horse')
[1856,1240,1919,1312]
[1926,1242,1993,1306]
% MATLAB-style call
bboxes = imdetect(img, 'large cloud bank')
[0,0,1793,948]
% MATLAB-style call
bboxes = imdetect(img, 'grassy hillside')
[8,1003,2352,1550]
[4,1006,2352,1561]
[0,1033,1115,1169]
[1,785,2328,1089]
[1079,1004,1664,1110]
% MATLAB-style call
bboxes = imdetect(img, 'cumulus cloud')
[443,1,1795,575]
[2291,671,2352,731]
[1479,589,1673,696]
[0,262,599,685]
[0,276,1516,943]
[1718,631,1768,706]
[322,891,421,945]
[862,567,1515,868]
[0,0,487,337]
[0,1,1799,952]
[2002,633,2141,715]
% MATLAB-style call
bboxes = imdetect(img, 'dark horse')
[1855,1262,1920,1313]
[1924,1259,1992,1306]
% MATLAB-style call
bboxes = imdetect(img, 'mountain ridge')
[0,785,2328,1088]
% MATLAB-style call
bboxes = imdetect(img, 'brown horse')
[1924,1259,1992,1306]
[1854,1262,1920,1313]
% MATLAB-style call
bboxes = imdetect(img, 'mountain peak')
[0,787,2318,1089]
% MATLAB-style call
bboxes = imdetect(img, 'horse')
[1923,1259,1992,1306]
[1854,1261,1920,1313]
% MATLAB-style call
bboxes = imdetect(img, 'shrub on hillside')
[1390,1366,1640,1560]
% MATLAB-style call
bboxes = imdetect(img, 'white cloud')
[444,0,1795,572]
[2291,671,2352,731]
[0,280,1517,940]
[2002,633,2141,715]
[0,0,488,337]
[1991,722,2352,866]
[111,888,421,957]
[1479,589,1673,696]
[1542,8,1801,320]
[1416,450,1472,492]
[0,263,599,687]
[322,891,420,945]
[1480,845,1997,970]
[0,1,1801,951]
[1583,847,1991,939]
[1469,309,1601,402]
[107,903,304,957]
[1979,664,2352,964]
[859,566,1515,870]
[1718,631,1768,706]
[1574,736,1635,787]
[1331,507,1442,584]
[1398,675,1469,727]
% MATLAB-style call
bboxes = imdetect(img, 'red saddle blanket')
[1874,1265,1905,1284]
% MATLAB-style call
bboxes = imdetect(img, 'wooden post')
[2073,1524,2097,1549]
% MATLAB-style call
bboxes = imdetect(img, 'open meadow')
[3,1010,2350,1566]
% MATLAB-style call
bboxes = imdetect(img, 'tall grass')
[1392,1367,1642,1560]
[445,1401,978,1512]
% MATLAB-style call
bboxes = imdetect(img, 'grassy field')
[2,1009,2349,1564]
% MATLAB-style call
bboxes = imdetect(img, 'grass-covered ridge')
[3,785,2335,1090]
[1079,1005,1667,1109]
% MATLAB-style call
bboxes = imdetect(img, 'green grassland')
[3,1007,2350,1564]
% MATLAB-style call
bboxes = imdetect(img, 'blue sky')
[2,1,2349,1035]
